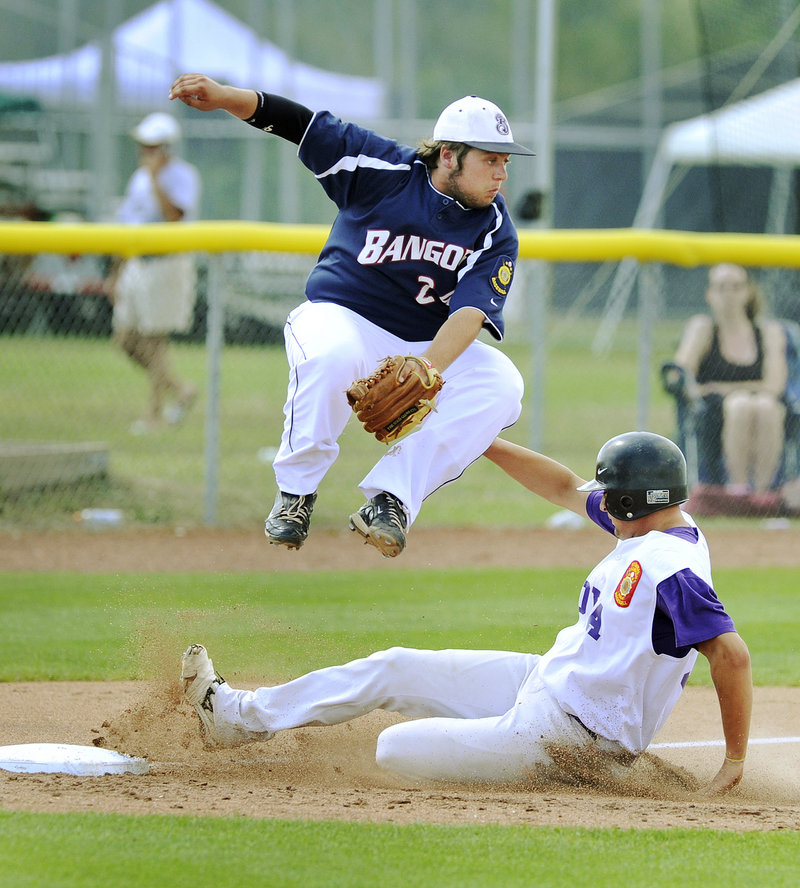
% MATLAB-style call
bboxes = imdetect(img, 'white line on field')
[651,737,800,750]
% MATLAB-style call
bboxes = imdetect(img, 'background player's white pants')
[272,302,524,522]
[113,255,197,334]
[211,647,594,783]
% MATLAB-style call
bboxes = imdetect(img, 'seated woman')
[670,263,787,500]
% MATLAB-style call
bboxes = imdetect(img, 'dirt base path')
[2,525,799,831]
[1,681,798,831]
[2,523,800,572]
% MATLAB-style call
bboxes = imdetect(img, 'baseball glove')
[346,354,444,444]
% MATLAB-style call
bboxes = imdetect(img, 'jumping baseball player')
[169,73,532,557]
[180,432,752,796]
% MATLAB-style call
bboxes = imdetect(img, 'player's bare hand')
[698,757,744,798]
[170,75,259,119]
[169,74,228,111]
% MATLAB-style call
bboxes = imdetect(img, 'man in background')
[109,112,201,434]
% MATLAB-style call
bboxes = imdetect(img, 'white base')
[0,743,149,775]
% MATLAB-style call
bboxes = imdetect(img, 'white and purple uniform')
[211,492,736,783]
[538,493,734,755]
[246,95,524,522]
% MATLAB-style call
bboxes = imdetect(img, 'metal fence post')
[203,253,225,525]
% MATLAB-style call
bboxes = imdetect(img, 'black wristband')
[244,91,267,127]
[245,92,313,145]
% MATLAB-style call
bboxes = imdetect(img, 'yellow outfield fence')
[2,221,800,267]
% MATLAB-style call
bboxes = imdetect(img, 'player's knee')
[366,646,413,670]
[502,359,525,404]
[374,728,396,772]
[484,352,524,403]
[487,360,524,425]
[375,724,415,777]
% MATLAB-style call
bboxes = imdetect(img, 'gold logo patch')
[614,561,642,608]
[491,259,514,296]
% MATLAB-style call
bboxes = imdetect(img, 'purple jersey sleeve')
[656,570,736,649]
[585,489,615,535]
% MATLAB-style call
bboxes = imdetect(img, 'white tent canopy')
[0,0,385,118]
[632,77,800,234]
[660,77,800,167]
[594,78,800,357]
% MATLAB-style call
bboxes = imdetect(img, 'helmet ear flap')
[606,492,636,520]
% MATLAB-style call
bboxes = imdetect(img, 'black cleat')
[349,491,408,557]
[265,491,317,549]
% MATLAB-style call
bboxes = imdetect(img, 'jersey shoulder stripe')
[457,203,504,281]
[315,153,412,181]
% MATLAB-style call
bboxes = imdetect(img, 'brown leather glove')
[346,355,444,444]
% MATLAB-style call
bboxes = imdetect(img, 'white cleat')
[180,643,222,743]
[180,643,272,748]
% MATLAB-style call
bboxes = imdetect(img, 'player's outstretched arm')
[169,73,259,120]
[485,438,589,515]
[695,631,752,797]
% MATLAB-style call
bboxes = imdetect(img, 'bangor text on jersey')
[357,231,474,271]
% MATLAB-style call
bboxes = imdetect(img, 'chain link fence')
[2,225,800,531]
[1,241,316,531]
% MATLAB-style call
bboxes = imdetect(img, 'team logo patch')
[490,258,514,296]
[646,488,670,505]
[614,561,642,608]
[495,113,510,136]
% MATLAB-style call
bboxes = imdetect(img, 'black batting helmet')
[578,432,689,521]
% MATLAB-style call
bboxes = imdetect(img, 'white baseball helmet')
[131,112,181,146]
[433,96,534,156]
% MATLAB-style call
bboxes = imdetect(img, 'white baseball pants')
[211,647,599,783]
[271,302,524,523]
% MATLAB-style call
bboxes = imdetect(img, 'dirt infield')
[2,524,799,831]
[3,523,800,572]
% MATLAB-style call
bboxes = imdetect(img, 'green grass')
[1,812,799,888]
[0,317,689,529]
[1,567,796,685]
[1,567,798,887]
[3,315,799,885]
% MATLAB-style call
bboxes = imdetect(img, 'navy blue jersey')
[297,111,519,341]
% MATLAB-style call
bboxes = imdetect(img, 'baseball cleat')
[180,643,272,748]
[349,491,408,557]
[180,643,222,743]
[264,490,317,549]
